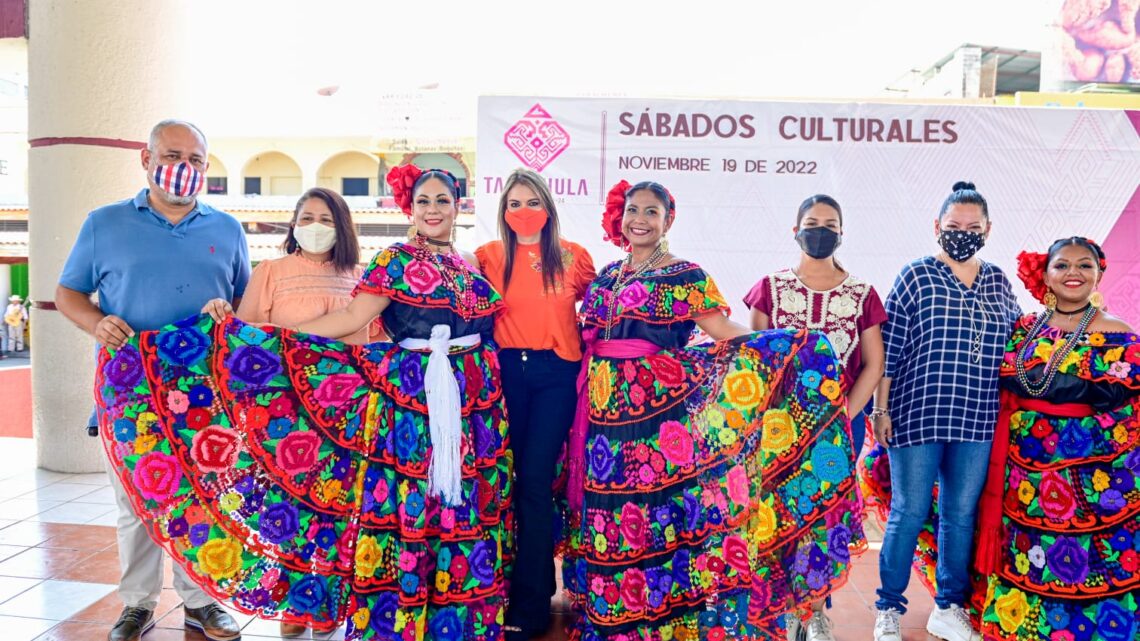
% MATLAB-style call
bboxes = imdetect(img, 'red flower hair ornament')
[1016,250,1050,305]
[386,164,424,216]
[602,179,632,249]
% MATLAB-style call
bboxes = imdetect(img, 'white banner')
[476,97,1140,322]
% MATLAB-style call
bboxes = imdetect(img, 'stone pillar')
[28,1,194,471]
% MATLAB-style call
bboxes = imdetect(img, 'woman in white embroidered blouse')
[743,194,887,641]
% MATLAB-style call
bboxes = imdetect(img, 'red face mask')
[505,207,548,237]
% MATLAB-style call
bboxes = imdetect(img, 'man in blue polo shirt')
[56,120,248,641]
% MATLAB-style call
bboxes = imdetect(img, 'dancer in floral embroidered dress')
[560,180,862,641]
[96,165,513,641]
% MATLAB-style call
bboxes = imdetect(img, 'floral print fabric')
[98,311,512,638]
[562,265,864,641]
[860,317,1140,641]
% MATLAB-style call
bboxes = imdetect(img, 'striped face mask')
[153,162,204,198]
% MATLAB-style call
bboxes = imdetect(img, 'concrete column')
[28,1,195,472]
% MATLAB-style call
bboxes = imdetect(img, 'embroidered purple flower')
[471,277,491,297]
[1109,469,1133,493]
[654,505,672,527]
[469,540,496,585]
[807,545,828,571]
[259,502,299,544]
[1125,449,1140,475]
[1046,536,1089,585]
[683,493,701,531]
[589,435,615,481]
[1098,489,1126,511]
[399,357,425,397]
[167,517,188,538]
[369,592,398,635]
[806,568,828,590]
[156,326,209,367]
[105,345,143,388]
[793,545,811,573]
[827,525,851,562]
[227,345,282,386]
[673,549,692,590]
[243,587,271,609]
[234,475,254,493]
[189,523,210,546]
[287,575,328,614]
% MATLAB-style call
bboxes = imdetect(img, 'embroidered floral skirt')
[859,402,1140,641]
[97,314,512,641]
[560,329,864,641]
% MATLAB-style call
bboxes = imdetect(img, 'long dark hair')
[497,168,565,292]
[283,187,360,273]
[1046,236,1107,271]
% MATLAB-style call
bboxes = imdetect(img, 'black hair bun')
[952,181,976,192]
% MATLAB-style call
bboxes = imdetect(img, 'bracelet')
[868,407,889,420]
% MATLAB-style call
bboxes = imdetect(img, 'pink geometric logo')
[503,103,571,172]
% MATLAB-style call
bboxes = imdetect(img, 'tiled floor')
[0,436,940,640]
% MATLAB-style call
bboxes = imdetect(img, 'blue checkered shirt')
[883,256,1022,447]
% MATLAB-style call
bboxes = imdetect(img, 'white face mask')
[293,222,337,254]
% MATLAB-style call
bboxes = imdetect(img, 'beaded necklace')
[411,233,478,320]
[603,244,667,341]
[1014,305,1098,397]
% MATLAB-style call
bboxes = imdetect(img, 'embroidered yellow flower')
[593,533,607,554]
[993,587,1029,633]
[703,407,726,429]
[588,361,614,411]
[375,250,393,267]
[320,478,343,503]
[1033,341,1054,361]
[1092,469,1111,492]
[1014,553,1030,575]
[1060,349,1081,372]
[672,285,688,300]
[761,409,796,453]
[352,607,370,630]
[136,411,159,433]
[197,537,243,581]
[1114,424,1128,443]
[1017,480,1036,505]
[819,379,842,402]
[218,492,243,512]
[751,502,777,542]
[134,433,158,455]
[1088,333,1105,346]
[718,427,738,446]
[1104,347,1124,362]
[434,571,451,592]
[355,535,381,578]
[724,370,765,410]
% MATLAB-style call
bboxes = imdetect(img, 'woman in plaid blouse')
[867,182,1021,641]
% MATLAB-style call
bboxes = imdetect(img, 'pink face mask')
[153,162,204,198]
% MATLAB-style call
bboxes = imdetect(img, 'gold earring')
[406,225,418,241]
[1089,291,1104,309]
[658,235,670,254]
[1043,291,1057,310]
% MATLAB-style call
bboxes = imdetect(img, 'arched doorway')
[242,151,303,196]
[317,151,380,196]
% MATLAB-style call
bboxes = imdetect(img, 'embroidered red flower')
[190,425,241,473]
[723,535,751,574]
[636,367,654,390]
[646,354,685,388]
[1038,471,1076,520]
[186,407,212,431]
[620,568,647,611]
[268,395,295,418]
[244,406,270,430]
[294,349,320,366]
[276,431,322,476]
[313,373,363,408]
[619,502,647,549]
[1030,420,1053,439]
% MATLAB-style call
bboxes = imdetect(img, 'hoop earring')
[1043,291,1057,310]
[1089,291,1104,309]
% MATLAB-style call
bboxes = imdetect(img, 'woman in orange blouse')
[476,168,596,641]
[237,187,371,348]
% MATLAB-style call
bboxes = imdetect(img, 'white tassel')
[423,324,464,507]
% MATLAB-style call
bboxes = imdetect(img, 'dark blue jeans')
[874,440,991,613]
[499,348,579,634]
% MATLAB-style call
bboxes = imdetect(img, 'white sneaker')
[785,613,804,641]
[874,608,901,641]
[926,605,980,641]
[804,611,835,641]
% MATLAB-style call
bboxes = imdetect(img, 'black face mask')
[938,229,985,262]
[796,227,841,259]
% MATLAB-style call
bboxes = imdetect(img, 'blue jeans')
[874,440,991,613]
